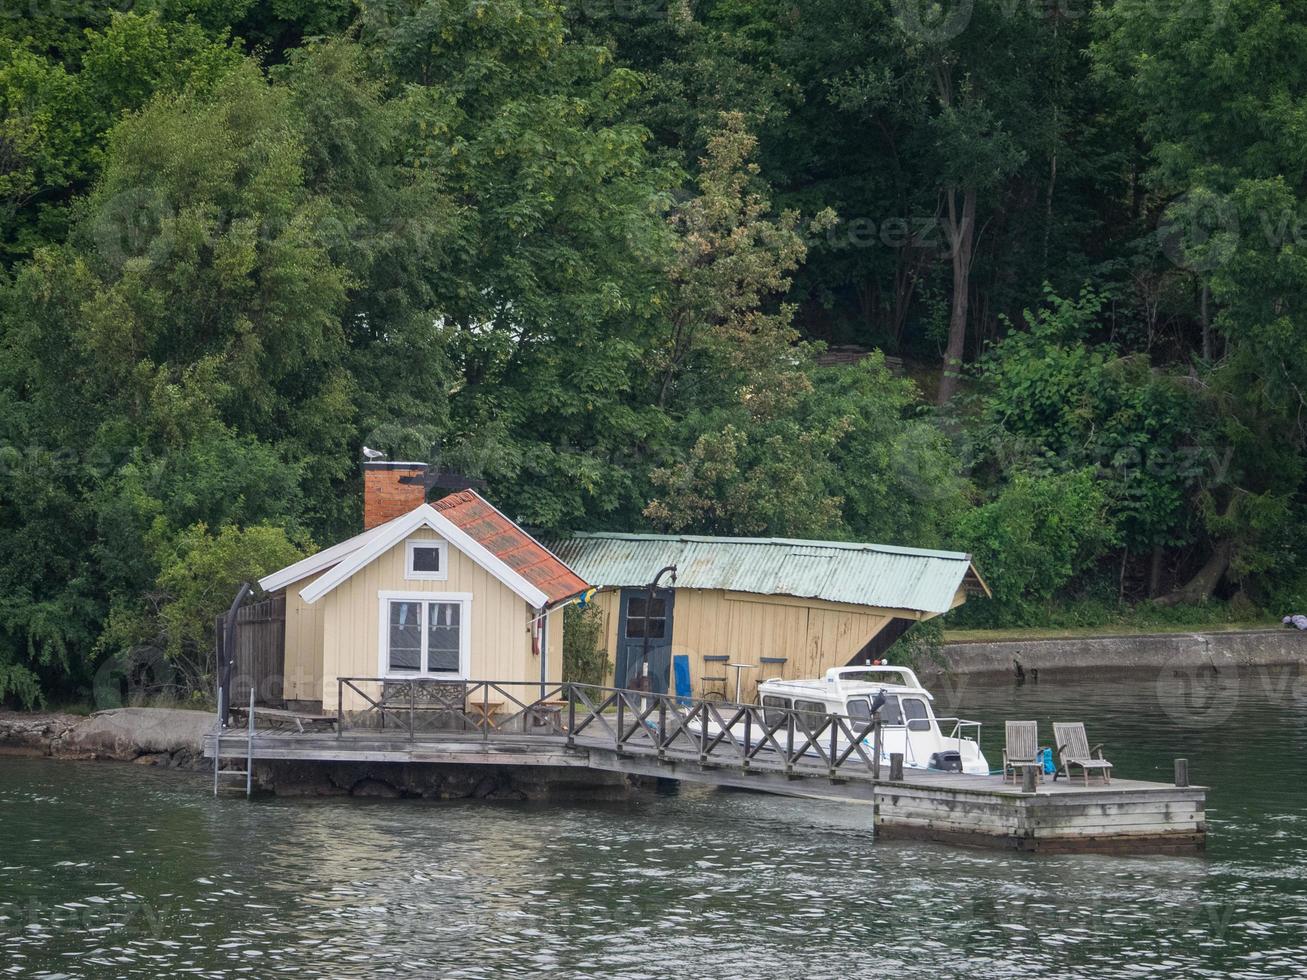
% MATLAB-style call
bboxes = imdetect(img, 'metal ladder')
[213,686,255,797]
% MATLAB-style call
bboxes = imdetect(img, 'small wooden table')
[465,701,503,728]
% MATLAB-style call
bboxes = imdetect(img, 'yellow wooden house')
[257,463,590,713]
[549,533,989,703]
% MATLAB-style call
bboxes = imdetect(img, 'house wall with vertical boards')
[293,527,561,711]
[282,572,325,704]
[589,587,915,702]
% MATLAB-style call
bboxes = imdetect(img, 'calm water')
[2,665,1305,978]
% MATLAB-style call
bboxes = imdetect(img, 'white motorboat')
[757,666,989,775]
[687,665,990,776]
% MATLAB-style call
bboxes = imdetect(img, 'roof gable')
[285,505,551,608]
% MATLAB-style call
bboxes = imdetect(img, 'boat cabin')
[758,666,989,775]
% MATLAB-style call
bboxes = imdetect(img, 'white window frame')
[405,539,449,581]
[377,590,472,679]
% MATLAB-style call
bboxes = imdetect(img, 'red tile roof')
[431,490,590,605]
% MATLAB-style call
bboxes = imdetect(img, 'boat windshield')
[845,695,903,727]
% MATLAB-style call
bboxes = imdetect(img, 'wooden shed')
[257,464,589,713]
[549,533,988,703]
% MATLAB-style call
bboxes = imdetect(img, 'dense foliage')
[3,0,1305,704]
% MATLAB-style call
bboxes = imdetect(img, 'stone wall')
[937,627,1307,676]
[254,760,634,801]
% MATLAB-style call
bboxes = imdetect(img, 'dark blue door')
[615,588,675,693]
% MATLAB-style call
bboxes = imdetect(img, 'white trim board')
[299,505,550,609]
[258,521,390,593]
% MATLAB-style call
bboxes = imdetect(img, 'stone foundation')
[253,760,633,801]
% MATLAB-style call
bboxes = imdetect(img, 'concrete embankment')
[0,708,214,769]
[937,627,1307,676]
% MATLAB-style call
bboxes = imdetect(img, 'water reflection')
[1,666,1304,978]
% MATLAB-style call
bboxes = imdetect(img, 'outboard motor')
[929,750,963,772]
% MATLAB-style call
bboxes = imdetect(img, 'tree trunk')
[937,185,976,405]
[1148,544,1165,598]
[1200,282,1212,362]
[1153,540,1232,607]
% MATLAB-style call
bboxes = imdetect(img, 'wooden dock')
[205,679,1206,854]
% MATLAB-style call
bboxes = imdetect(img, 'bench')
[230,706,338,734]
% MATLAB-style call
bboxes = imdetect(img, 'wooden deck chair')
[1053,722,1113,785]
[1002,721,1040,783]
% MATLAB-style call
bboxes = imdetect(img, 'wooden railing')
[332,678,886,780]
[565,684,884,779]
[337,677,573,740]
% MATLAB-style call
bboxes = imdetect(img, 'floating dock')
[205,680,1206,854]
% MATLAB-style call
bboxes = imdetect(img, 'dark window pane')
[427,602,460,672]
[762,696,789,727]
[388,601,421,671]
[644,618,665,639]
[411,546,441,573]
[879,696,904,726]
[846,699,872,723]
[794,699,827,720]
[903,698,931,731]
[627,598,647,619]
[625,617,645,639]
[646,597,666,618]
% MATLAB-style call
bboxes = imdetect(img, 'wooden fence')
[217,594,285,707]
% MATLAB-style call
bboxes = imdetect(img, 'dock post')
[741,710,751,771]
[889,752,904,781]
[566,691,576,749]
[828,718,838,779]
[1021,763,1037,794]
[1174,758,1190,788]
[872,722,882,780]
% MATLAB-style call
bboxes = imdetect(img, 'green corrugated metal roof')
[547,533,988,615]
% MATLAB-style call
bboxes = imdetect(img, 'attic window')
[405,540,448,581]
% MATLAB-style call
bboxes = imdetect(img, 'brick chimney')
[363,461,429,530]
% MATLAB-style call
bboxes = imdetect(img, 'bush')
[954,469,1116,626]
[563,604,610,689]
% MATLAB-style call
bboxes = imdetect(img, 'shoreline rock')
[0,707,213,770]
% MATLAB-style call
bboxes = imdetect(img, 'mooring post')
[889,752,904,781]
[566,690,576,749]
[1174,758,1190,788]
[1021,763,1037,794]
[828,717,838,779]
[873,721,882,780]
[741,709,752,771]
[657,698,667,760]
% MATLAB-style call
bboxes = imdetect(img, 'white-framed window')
[405,539,448,581]
[378,591,471,678]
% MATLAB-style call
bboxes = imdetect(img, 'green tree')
[955,469,1116,625]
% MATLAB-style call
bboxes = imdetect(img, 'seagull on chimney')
[362,446,387,461]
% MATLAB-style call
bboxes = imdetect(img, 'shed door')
[615,588,675,694]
